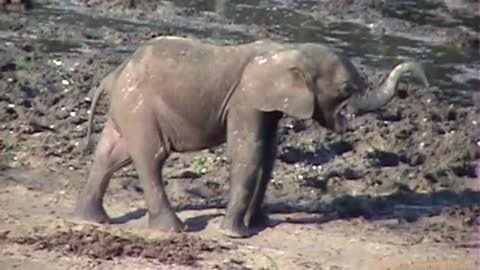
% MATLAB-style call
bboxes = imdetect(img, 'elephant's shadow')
[109,207,222,233]
[109,188,480,236]
[248,189,479,237]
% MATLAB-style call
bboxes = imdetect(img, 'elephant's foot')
[219,218,250,238]
[148,212,186,233]
[245,210,271,228]
[72,204,110,224]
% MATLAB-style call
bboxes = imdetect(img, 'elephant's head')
[238,43,429,133]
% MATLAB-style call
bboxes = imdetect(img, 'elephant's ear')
[239,49,315,120]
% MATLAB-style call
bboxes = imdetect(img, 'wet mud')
[1,224,228,266]
[0,0,479,269]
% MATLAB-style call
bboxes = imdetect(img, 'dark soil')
[1,224,230,266]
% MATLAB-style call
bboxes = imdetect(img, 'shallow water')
[3,0,478,105]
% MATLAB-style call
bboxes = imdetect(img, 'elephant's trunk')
[351,61,429,114]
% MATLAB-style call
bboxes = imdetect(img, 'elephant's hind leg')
[73,118,131,223]
[124,121,185,233]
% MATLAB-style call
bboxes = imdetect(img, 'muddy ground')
[0,0,479,269]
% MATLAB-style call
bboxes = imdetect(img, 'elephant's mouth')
[333,99,354,134]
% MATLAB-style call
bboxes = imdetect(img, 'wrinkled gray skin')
[74,36,429,238]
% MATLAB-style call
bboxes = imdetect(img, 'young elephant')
[74,36,429,238]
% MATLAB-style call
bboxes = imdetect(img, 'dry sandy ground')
[0,168,478,270]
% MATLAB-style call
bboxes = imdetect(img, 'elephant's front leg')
[220,109,267,238]
[244,113,280,228]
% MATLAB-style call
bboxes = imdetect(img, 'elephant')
[73,36,429,238]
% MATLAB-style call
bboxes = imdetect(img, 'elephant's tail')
[82,60,127,156]
[82,79,106,156]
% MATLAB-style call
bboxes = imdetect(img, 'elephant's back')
[110,36,245,150]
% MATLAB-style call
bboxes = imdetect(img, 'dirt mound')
[1,225,230,266]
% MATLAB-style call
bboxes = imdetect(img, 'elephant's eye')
[347,82,361,94]
[338,84,354,97]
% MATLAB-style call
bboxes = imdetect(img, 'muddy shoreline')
[0,0,479,269]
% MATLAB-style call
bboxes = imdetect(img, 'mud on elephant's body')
[74,36,429,238]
